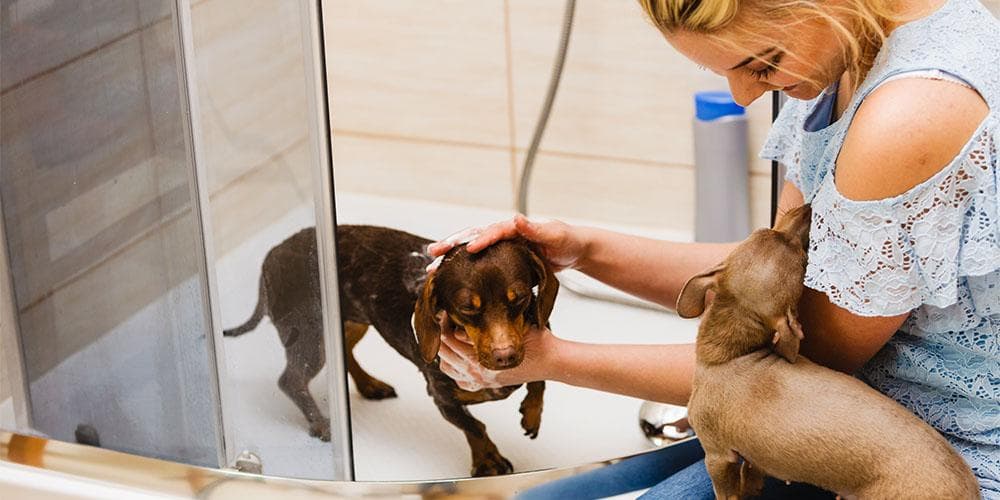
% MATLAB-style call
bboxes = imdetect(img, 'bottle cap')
[695,91,745,120]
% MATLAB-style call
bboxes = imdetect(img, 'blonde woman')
[430,0,999,497]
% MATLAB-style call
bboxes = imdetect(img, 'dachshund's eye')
[458,305,480,316]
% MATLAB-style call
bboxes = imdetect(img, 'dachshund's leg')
[277,322,331,441]
[429,386,511,476]
[344,321,397,400]
[739,459,766,498]
[519,381,544,438]
[705,452,742,500]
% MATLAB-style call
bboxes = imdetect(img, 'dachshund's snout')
[491,346,520,369]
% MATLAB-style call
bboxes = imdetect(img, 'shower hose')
[514,0,665,311]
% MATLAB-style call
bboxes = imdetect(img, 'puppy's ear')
[772,307,804,363]
[413,275,443,364]
[778,204,812,250]
[527,247,559,327]
[676,263,725,319]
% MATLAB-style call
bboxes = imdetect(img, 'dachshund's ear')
[676,263,725,319]
[527,247,559,327]
[413,275,443,364]
[771,307,804,363]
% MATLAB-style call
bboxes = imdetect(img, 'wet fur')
[224,225,555,477]
[678,206,979,500]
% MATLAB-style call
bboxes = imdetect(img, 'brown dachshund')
[224,224,558,477]
[676,205,979,499]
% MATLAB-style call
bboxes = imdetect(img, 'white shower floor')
[215,192,698,482]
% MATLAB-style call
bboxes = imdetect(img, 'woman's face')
[666,15,848,105]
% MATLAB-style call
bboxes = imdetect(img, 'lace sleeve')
[804,119,1000,316]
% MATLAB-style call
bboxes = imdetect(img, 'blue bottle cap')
[694,91,745,121]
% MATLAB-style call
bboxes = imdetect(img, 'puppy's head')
[677,205,812,359]
[413,239,559,369]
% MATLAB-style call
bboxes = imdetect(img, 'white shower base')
[215,192,698,482]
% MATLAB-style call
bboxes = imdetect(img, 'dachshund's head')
[413,239,559,369]
[677,204,812,362]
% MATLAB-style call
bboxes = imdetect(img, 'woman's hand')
[437,325,555,391]
[426,215,587,273]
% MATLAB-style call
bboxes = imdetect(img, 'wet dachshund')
[224,224,558,476]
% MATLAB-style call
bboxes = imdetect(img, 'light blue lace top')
[760,0,1000,496]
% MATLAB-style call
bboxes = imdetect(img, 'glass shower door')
[1,0,352,478]
[0,0,225,466]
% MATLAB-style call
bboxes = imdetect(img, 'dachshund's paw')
[471,453,513,477]
[358,380,398,400]
[309,418,331,442]
[739,463,765,498]
[519,405,542,439]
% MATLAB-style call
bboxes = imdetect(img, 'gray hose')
[515,0,666,312]
[517,0,575,214]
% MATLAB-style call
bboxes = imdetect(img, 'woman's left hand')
[437,326,553,391]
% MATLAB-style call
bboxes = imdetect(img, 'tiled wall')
[325,0,775,234]
[1,1,195,377]
[325,0,999,234]
[192,0,316,258]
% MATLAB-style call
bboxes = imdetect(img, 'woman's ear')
[528,247,559,327]
[676,263,725,319]
[413,275,443,363]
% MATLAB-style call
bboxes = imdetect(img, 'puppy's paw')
[309,418,331,442]
[471,452,514,477]
[519,404,542,439]
[739,461,765,498]
[358,380,398,400]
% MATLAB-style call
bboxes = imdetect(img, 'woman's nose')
[726,74,770,106]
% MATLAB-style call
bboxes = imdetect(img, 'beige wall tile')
[332,135,512,210]
[522,154,774,235]
[0,1,142,89]
[19,210,202,379]
[0,27,192,306]
[209,139,314,257]
[323,1,510,147]
[0,214,23,423]
[985,0,999,16]
[508,0,726,167]
[750,173,774,230]
[522,152,695,233]
[508,0,773,209]
[192,0,312,195]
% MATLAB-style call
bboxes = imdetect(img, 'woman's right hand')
[426,214,587,272]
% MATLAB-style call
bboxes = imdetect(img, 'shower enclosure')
[0,0,765,485]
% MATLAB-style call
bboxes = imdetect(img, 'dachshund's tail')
[224,275,267,337]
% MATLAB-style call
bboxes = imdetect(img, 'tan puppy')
[677,205,979,500]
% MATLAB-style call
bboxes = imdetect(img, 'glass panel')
[0,0,223,466]
[190,0,347,479]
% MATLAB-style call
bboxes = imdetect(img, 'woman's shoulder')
[836,76,991,202]
[805,78,998,316]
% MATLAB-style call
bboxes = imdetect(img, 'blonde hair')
[637,0,902,92]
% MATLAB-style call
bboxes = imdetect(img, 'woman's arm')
[439,327,697,405]
[573,228,736,309]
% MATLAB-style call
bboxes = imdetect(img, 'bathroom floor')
[215,192,698,481]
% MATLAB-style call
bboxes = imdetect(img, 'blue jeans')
[516,438,704,500]
[517,439,836,500]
